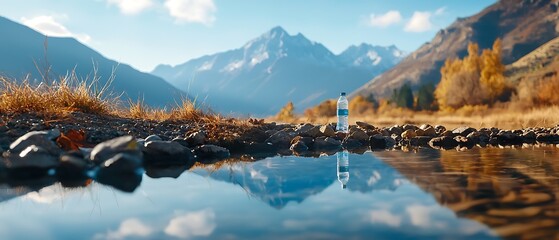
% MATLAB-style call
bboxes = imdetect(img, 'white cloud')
[367,210,402,227]
[98,218,154,240]
[21,15,92,43]
[406,204,447,229]
[404,11,433,32]
[164,209,216,238]
[368,10,402,27]
[23,186,60,204]
[107,0,154,15]
[435,7,447,16]
[164,0,216,25]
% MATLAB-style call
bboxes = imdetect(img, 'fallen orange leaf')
[57,134,80,151]
[66,129,86,143]
[56,129,87,151]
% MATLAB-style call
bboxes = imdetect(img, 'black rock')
[369,134,387,149]
[290,140,309,153]
[9,129,62,156]
[4,145,59,169]
[536,133,559,143]
[56,151,89,179]
[314,137,342,151]
[300,126,322,138]
[349,128,369,142]
[95,153,143,192]
[245,142,277,154]
[90,136,141,165]
[466,131,489,145]
[143,140,195,166]
[454,136,475,149]
[171,137,189,148]
[452,126,476,137]
[413,136,432,147]
[402,124,418,131]
[496,131,524,145]
[145,164,190,179]
[356,121,374,130]
[429,136,458,150]
[193,145,230,161]
[186,131,206,146]
[342,138,362,150]
[265,130,293,148]
[434,125,446,134]
[388,126,403,136]
[145,134,162,143]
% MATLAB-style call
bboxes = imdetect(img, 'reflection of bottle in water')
[337,150,349,189]
[336,92,349,133]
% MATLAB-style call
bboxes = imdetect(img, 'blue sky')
[0,0,495,72]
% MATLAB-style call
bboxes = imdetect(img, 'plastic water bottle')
[336,92,349,133]
[337,150,349,189]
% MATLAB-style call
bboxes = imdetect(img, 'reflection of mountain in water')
[346,154,406,193]
[193,153,406,209]
[0,177,56,204]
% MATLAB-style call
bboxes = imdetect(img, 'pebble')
[145,134,162,143]
[90,136,140,164]
[401,129,417,139]
[193,145,230,160]
[319,125,336,137]
[143,140,194,165]
[9,129,62,156]
[5,145,59,169]
[349,128,369,142]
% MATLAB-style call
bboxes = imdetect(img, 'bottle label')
[337,109,348,116]
[339,166,349,172]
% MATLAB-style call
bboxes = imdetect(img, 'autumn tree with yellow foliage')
[435,39,506,110]
[277,101,294,121]
[349,95,376,115]
[480,39,506,103]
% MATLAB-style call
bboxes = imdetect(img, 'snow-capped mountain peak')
[151,27,404,116]
[338,43,406,69]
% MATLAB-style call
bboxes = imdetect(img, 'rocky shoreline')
[1,112,559,192]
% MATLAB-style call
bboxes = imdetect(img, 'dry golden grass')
[0,73,113,116]
[125,98,220,123]
[273,105,559,130]
[0,73,215,124]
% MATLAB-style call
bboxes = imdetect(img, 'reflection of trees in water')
[374,147,559,239]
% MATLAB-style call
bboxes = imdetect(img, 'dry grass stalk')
[0,71,114,117]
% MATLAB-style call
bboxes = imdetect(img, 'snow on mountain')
[152,26,404,116]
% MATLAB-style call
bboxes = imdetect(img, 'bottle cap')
[341,92,346,96]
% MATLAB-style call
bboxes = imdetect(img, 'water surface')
[0,146,558,239]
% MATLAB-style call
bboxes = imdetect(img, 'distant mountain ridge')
[353,0,559,98]
[192,154,405,209]
[152,26,404,116]
[0,16,184,107]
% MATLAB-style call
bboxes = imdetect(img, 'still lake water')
[0,146,558,240]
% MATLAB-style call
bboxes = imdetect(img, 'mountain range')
[152,26,405,116]
[352,0,559,98]
[192,153,405,209]
[0,16,184,107]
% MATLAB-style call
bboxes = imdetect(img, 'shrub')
[305,99,336,119]
[349,95,375,115]
[277,101,295,121]
[538,75,559,105]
